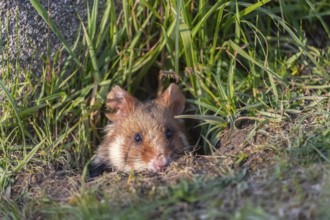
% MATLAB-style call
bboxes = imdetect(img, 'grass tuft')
[0,0,329,218]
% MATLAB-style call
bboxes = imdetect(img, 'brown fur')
[89,84,190,175]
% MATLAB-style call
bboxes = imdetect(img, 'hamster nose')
[152,155,169,171]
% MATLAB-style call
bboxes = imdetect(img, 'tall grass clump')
[0,0,329,193]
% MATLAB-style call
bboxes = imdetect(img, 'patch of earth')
[217,119,283,171]
[9,156,330,219]
[7,113,329,219]
[10,118,290,201]
[10,154,226,202]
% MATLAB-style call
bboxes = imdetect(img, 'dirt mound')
[9,120,281,203]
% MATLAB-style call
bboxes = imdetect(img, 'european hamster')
[89,83,189,176]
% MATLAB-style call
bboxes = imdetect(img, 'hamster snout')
[89,83,189,176]
[148,154,171,171]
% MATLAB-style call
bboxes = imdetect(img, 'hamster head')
[90,84,189,175]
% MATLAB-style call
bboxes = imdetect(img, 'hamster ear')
[105,85,139,121]
[156,83,185,116]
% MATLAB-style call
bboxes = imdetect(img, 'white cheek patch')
[108,137,147,172]
[108,136,125,170]
[104,124,115,137]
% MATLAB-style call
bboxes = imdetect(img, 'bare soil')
[7,116,329,219]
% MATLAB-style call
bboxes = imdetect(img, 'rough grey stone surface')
[0,0,106,75]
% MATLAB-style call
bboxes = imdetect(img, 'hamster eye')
[134,133,143,144]
[165,129,172,140]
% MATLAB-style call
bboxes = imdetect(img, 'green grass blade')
[79,15,101,84]
[0,79,26,152]
[180,23,195,67]
[227,56,236,111]
[95,1,113,49]
[175,114,226,124]
[174,0,182,75]
[140,0,161,19]
[191,1,226,38]
[222,0,271,30]
[237,0,270,18]
[305,0,330,40]
[228,40,281,101]
[89,0,99,39]
[256,6,328,74]
[12,139,46,173]
[210,4,226,64]
[122,0,130,38]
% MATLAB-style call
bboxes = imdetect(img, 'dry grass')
[1,0,330,219]
[3,107,330,219]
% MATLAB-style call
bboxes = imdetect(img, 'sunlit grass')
[0,0,329,219]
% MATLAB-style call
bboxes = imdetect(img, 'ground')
[5,111,330,219]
